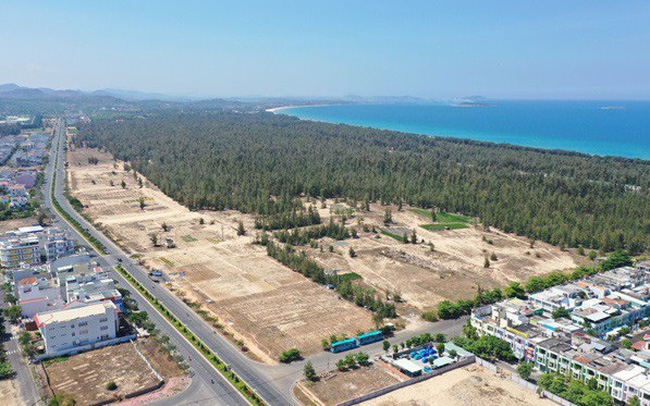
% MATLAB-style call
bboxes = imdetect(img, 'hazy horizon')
[2,1,650,100]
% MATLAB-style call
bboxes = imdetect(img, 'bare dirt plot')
[67,147,375,362]
[306,201,579,310]
[0,217,39,234]
[0,379,23,406]
[298,362,404,406]
[42,340,167,406]
[364,365,555,406]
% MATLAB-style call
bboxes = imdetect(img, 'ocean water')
[278,101,650,160]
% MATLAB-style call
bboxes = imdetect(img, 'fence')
[36,334,137,361]
[474,357,575,406]
[337,356,475,406]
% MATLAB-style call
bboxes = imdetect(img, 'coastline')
[265,103,337,113]
[271,102,650,161]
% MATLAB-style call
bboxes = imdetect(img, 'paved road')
[44,119,471,406]
[1,276,41,406]
[45,120,248,406]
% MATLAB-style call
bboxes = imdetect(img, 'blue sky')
[1,1,649,99]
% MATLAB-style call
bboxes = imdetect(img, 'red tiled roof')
[18,277,37,285]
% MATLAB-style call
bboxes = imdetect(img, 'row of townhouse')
[471,263,650,405]
[0,226,75,268]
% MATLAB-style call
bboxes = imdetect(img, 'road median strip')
[51,126,265,405]
[115,265,266,405]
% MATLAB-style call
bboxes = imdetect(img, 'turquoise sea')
[277,101,650,160]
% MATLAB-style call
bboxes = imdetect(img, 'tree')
[504,282,526,299]
[436,342,445,355]
[622,339,632,349]
[483,257,490,268]
[149,233,158,247]
[525,277,547,293]
[517,362,533,380]
[303,361,317,382]
[321,339,330,351]
[490,252,498,261]
[4,305,21,321]
[4,292,18,305]
[402,232,409,244]
[237,221,246,236]
[383,340,390,352]
[431,209,437,222]
[161,222,169,232]
[383,210,392,226]
[598,250,632,271]
[393,344,399,354]
[335,358,347,371]
[349,247,356,258]
[552,307,570,320]
[19,331,36,358]
[355,352,370,366]
[410,231,417,244]
[120,180,126,189]
[279,348,302,363]
[0,362,13,380]
[449,349,457,358]
[629,396,641,406]
[139,197,146,210]
[106,381,118,390]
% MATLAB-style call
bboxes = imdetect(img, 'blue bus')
[331,338,359,353]
[357,330,383,346]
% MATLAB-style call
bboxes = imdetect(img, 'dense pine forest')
[78,112,650,253]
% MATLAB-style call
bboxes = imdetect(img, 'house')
[34,301,119,356]
[16,275,63,317]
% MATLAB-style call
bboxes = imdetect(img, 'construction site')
[66,144,579,362]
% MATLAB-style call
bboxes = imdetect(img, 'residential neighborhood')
[471,262,650,405]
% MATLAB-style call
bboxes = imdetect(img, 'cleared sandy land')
[0,379,23,406]
[307,202,578,311]
[67,146,374,362]
[298,362,404,406]
[67,144,577,359]
[41,338,181,406]
[364,365,555,406]
[0,217,40,234]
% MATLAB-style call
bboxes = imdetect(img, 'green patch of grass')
[43,356,70,366]
[159,257,175,267]
[409,208,433,218]
[421,223,468,231]
[339,272,362,283]
[182,235,198,243]
[380,228,403,242]
[437,212,472,223]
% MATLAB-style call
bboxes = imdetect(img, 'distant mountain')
[0,84,91,99]
[0,83,21,93]
[92,88,199,102]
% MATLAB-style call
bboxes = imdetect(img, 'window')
[100,334,109,340]
[79,330,88,335]
[99,317,108,322]
[100,326,108,331]
[78,322,88,327]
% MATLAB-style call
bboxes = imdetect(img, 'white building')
[34,301,119,356]
[16,275,63,317]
